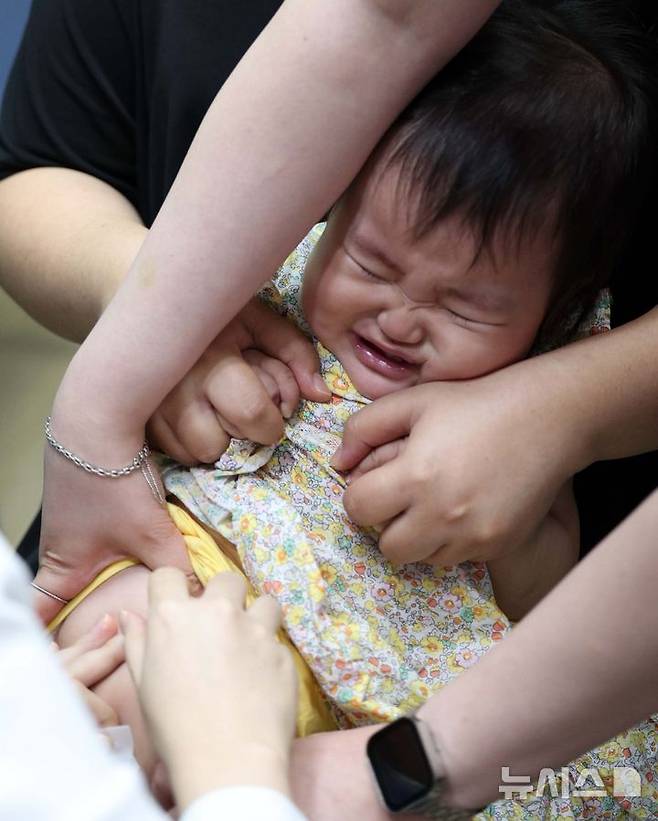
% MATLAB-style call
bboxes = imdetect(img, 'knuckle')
[472,516,507,549]
[409,461,434,491]
[191,441,226,465]
[269,355,292,375]
[154,600,182,625]
[236,394,272,425]
[443,502,470,526]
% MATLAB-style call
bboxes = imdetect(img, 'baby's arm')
[148,299,329,465]
[487,480,579,622]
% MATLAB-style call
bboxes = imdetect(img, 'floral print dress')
[164,225,658,818]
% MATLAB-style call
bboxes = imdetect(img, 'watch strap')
[408,785,479,820]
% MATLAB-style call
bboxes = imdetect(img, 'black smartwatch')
[366,715,482,819]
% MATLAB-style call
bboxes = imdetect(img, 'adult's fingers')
[205,352,284,445]
[342,458,409,527]
[204,571,248,610]
[121,609,146,688]
[74,682,119,728]
[64,633,126,688]
[248,594,282,634]
[56,613,117,665]
[138,508,201,596]
[148,567,191,608]
[331,392,418,472]
[377,508,450,566]
[246,299,330,403]
[347,438,407,481]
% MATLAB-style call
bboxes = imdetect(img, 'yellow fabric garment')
[49,503,336,737]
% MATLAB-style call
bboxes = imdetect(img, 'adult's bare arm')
[0,167,146,342]
[34,0,500,621]
[0,167,328,618]
[335,306,658,566]
[55,0,501,434]
[0,165,327,452]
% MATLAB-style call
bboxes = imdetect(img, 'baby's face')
[301,168,556,399]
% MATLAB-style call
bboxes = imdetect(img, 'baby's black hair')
[380,0,656,340]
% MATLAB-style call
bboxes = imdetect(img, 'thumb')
[332,392,415,472]
[347,438,408,481]
[120,609,146,687]
[136,508,201,596]
[248,300,330,403]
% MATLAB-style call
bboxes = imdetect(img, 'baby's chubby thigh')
[54,566,159,783]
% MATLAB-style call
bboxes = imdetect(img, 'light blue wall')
[1,0,31,101]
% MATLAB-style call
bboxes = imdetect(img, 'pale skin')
[4,0,502,623]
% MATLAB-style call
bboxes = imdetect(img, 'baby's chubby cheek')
[427,320,544,382]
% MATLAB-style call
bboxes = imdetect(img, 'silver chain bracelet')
[44,416,165,505]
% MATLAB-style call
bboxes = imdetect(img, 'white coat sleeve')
[182,786,308,821]
[0,536,166,821]
[0,536,308,821]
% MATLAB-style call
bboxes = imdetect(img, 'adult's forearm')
[464,307,658,493]
[421,488,658,810]
[0,167,146,342]
[538,308,658,469]
[58,0,500,433]
[576,307,658,461]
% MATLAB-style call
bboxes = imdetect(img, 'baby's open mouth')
[351,333,418,380]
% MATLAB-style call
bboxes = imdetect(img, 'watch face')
[367,717,434,812]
